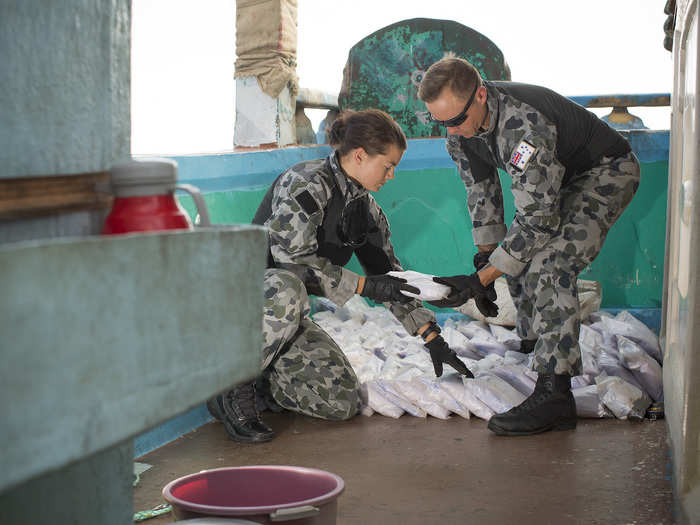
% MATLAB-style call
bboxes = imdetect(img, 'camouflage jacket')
[260,152,435,335]
[447,81,630,276]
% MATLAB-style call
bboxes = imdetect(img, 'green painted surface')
[338,18,510,138]
[180,160,667,309]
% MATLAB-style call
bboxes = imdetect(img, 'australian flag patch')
[509,140,537,171]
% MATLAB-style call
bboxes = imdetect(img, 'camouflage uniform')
[254,153,435,419]
[447,81,640,376]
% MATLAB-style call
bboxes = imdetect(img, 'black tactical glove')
[424,335,474,378]
[473,250,498,317]
[360,274,419,304]
[428,273,499,318]
[473,250,493,271]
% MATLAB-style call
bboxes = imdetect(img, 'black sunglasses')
[429,82,480,127]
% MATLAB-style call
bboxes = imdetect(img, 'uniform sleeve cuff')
[398,306,436,336]
[327,267,361,306]
[490,246,527,276]
[472,224,507,246]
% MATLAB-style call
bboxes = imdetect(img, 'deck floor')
[133,412,674,524]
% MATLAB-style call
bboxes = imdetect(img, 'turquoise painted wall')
[175,133,668,309]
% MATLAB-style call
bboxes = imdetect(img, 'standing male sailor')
[418,57,640,436]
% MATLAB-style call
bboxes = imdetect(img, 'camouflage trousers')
[260,269,361,420]
[507,152,640,376]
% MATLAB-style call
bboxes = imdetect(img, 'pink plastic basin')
[162,465,345,524]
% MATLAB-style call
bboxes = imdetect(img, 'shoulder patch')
[509,140,537,171]
[294,190,320,215]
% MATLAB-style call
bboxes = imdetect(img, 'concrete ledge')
[0,226,267,493]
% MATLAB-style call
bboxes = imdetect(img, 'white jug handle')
[175,184,211,227]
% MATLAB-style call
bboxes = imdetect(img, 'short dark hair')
[328,109,407,157]
[418,57,482,102]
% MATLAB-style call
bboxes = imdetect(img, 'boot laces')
[226,383,259,421]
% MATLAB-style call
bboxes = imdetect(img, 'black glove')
[473,250,493,271]
[473,250,498,317]
[428,273,499,318]
[424,335,474,378]
[360,274,419,304]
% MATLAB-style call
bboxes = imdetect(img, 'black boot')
[220,382,275,443]
[206,395,225,421]
[519,339,537,354]
[487,373,577,436]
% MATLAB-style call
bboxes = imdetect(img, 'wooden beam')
[0,172,112,220]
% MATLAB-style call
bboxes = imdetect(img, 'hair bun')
[328,117,346,146]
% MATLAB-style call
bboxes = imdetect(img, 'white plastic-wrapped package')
[504,350,529,365]
[454,319,493,340]
[579,324,603,376]
[617,335,663,402]
[596,374,651,420]
[461,381,495,420]
[468,353,504,377]
[415,377,470,419]
[443,325,482,360]
[598,350,645,392]
[573,384,613,418]
[394,379,451,419]
[354,353,384,384]
[571,375,593,389]
[457,277,516,326]
[366,381,404,418]
[470,337,509,357]
[374,379,426,418]
[468,374,527,414]
[490,363,536,397]
[587,321,619,355]
[613,311,663,363]
[398,345,434,373]
[601,315,662,363]
[489,325,521,350]
[387,270,451,301]
[439,373,493,420]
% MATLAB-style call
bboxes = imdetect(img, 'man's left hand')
[428,273,499,318]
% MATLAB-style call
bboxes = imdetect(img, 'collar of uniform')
[474,82,500,137]
[328,151,368,199]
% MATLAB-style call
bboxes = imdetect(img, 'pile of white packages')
[312,295,663,421]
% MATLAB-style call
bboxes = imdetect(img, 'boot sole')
[488,418,577,436]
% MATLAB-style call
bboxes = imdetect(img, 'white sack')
[596,375,651,420]
[366,381,404,418]
[573,384,613,418]
[443,325,482,360]
[579,324,603,376]
[439,373,492,419]
[393,380,451,419]
[387,270,451,301]
[490,364,536,397]
[617,335,664,402]
[374,379,426,418]
[416,376,470,419]
[468,374,527,414]
[490,325,521,350]
[613,311,663,363]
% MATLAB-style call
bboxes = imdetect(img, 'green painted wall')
[179,159,668,309]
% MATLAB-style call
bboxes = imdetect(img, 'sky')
[131,0,673,155]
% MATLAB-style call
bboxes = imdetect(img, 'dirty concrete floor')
[133,412,674,525]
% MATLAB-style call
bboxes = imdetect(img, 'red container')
[102,158,210,235]
[162,466,345,524]
[102,194,193,234]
